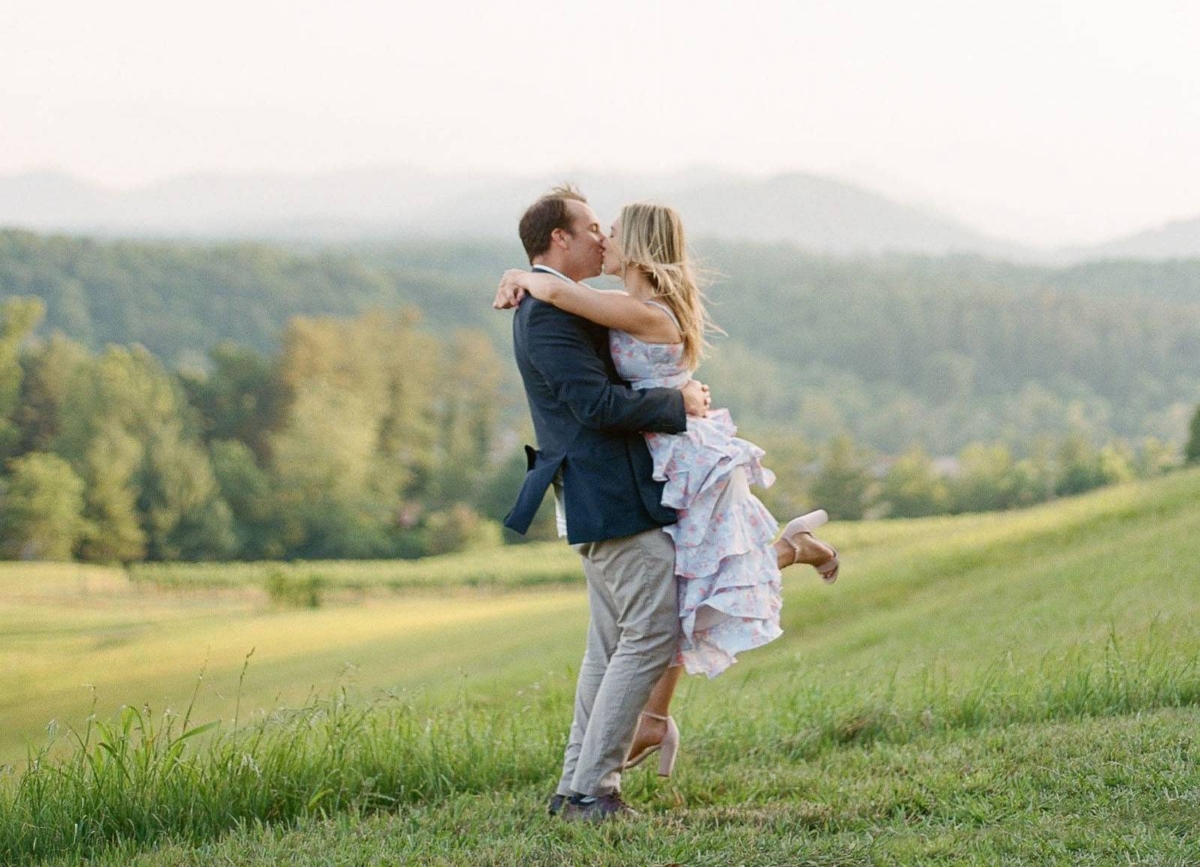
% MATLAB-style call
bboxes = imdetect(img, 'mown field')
[2,468,1200,865]
[0,546,585,765]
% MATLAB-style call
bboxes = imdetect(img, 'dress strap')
[644,300,682,330]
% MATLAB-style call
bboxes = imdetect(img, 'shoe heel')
[656,717,680,777]
[799,509,828,530]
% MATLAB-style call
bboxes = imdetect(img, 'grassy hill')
[2,468,1200,864]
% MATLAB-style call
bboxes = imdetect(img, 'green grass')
[0,577,586,765]
[2,468,1200,864]
[38,708,1200,866]
[126,544,585,593]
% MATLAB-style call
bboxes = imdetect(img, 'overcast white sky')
[2,0,1197,246]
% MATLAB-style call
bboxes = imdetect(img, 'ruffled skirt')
[645,409,782,678]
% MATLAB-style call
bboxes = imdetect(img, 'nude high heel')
[623,711,680,777]
[781,509,840,583]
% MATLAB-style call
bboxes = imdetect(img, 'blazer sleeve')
[525,300,687,434]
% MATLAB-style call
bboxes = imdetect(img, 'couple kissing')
[494,185,839,822]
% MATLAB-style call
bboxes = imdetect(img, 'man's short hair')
[518,184,588,262]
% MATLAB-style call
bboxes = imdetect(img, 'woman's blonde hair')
[618,202,718,370]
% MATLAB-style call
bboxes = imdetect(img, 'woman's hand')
[493,269,566,309]
[492,269,529,309]
[681,379,712,417]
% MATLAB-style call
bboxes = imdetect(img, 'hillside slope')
[4,230,1200,452]
[1074,214,1200,261]
[5,468,1200,864]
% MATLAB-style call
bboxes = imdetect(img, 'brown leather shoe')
[561,792,638,822]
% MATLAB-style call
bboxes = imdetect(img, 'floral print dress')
[610,304,783,678]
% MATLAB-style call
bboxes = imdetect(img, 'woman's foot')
[627,713,667,764]
[623,711,680,777]
[778,510,840,583]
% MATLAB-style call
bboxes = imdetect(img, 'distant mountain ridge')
[1069,216,1200,262]
[0,167,1196,261]
[0,167,1016,257]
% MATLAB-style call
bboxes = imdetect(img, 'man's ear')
[550,228,568,249]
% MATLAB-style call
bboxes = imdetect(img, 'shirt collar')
[531,264,571,282]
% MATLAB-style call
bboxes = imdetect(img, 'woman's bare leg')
[774,537,794,570]
[645,662,682,716]
[626,532,836,767]
[627,663,682,760]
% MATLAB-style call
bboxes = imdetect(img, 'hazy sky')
[3,0,1197,246]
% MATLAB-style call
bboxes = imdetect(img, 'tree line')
[4,229,1199,458]
[755,429,1191,523]
[3,290,1198,563]
[0,297,527,562]
[3,228,1200,562]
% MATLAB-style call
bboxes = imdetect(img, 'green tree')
[76,426,147,563]
[1096,440,1135,487]
[433,330,504,506]
[270,380,397,558]
[1186,405,1200,464]
[138,421,237,561]
[0,452,87,560]
[0,297,45,462]
[210,439,285,559]
[421,504,502,556]
[702,343,792,424]
[1005,450,1056,508]
[1055,433,1107,497]
[269,310,445,558]
[14,332,89,453]
[810,435,874,520]
[1135,437,1178,476]
[750,429,816,524]
[179,341,282,461]
[55,346,229,562]
[880,447,949,518]
[950,443,1014,513]
[921,350,976,404]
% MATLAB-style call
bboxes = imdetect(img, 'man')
[500,185,709,821]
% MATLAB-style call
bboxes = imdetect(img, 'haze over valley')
[3,166,1199,263]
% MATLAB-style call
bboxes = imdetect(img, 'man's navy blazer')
[504,294,687,544]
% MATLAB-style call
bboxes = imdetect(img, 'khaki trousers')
[555,527,680,797]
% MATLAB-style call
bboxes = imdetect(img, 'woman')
[496,202,839,775]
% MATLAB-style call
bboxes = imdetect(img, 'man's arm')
[525,301,688,434]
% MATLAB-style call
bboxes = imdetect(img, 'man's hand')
[492,269,528,309]
[681,379,711,417]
